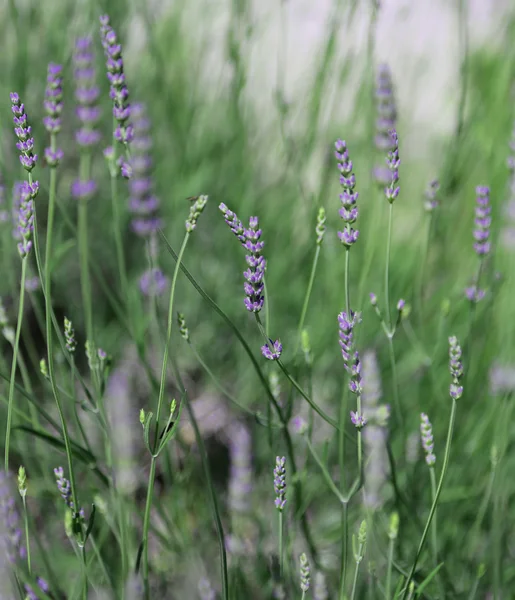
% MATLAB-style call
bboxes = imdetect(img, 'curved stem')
[294,245,321,355]
[154,233,190,446]
[402,399,458,598]
[5,257,27,471]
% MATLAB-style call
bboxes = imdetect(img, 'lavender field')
[0,0,514,598]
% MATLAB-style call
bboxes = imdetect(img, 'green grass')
[0,0,515,598]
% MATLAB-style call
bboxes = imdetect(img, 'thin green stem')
[278,511,283,580]
[429,467,444,598]
[305,436,346,504]
[5,257,28,471]
[350,555,364,600]
[142,455,157,599]
[340,502,349,599]
[294,245,321,355]
[385,202,394,331]
[402,399,458,598]
[154,233,190,445]
[417,213,434,319]
[386,535,395,599]
[22,496,31,574]
[387,336,404,431]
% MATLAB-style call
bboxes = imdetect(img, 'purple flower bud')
[350,410,367,429]
[71,179,97,200]
[338,311,363,394]
[465,285,486,303]
[384,129,400,204]
[273,456,286,511]
[261,339,282,361]
[396,299,405,311]
[15,183,35,258]
[369,292,377,306]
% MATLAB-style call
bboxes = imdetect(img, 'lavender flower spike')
[335,139,359,247]
[100,15,133,144]
[420,413,436,466]
[11,93,38,172]
[273,456,286,511]
[185,195,208,232]
[243,216,266,312]
[449,336,464,400]
[0,471,26,564]
[473,186,492,256]
[300,553,311,592]
[73,36,101,148]
[385,129,400,203]
[16,183,35,258]
[43,63,64,167]
[338,311,362,395]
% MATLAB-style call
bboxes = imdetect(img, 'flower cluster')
[338,311,363,395]
[228,422,253,514]
[449,336,464,400]
[385,129,400,203]
[139,267,168,297]
[11,93,38,172]
[64,317,76,353]
[300,553,310,593]
[261,338,282,361]
[128,103,161,236]
[375,64,397,152]
[424,179,440,212]
[100,15,132,144]
[335,139,359,247]
[374,64,397,185]
[473,185,491,256]
[43,63,64,167]
[25,578,50,600]
[54,467,83,518]
[16,182,35,259]
[185,195,208,232]
[74,37,101,148]
[273,456,286,511]
[0,472,26,564]
[420,413,436,466]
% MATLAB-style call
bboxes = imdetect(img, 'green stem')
[350,555,364,600]
[305,436,345,504]
[5,257,28,471]
[385,202,394,331]
[340,502,349,599]
[154,233,190,445]
[142,455,157,599]
[387,335,403,431]
[294,245,321,355]
[418,213,434,319]
[22,496,31,574]
[429,467,443,597]
[402,399,458,598]
[278,511,283,580]
[386,535,395,599]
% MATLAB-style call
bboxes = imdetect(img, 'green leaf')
[415,563,444,598]
[143,411,154,454]
[85,503,96,542]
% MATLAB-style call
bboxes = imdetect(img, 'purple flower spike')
[420,413,436,466]
[385,129,400,203]
[273,456,286,511]
[243,216,266,312]
[43,65,64,160]
[375,64,397,152]
[16,183,35,258]
[261,338,282,361]
[424,179,440,212]
[338,311,363,395]
[335,139,359,248]
[350,410,367,430]
[473,186,491,256]
[54,466,72,508]
[219,203,246,243]
[0,471,26,564]
[100,15,132,144]
[74,37,101,148]
[11,93,38,173]
[449,336,464,400]
[128,104,162,237]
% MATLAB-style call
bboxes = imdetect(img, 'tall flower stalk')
[5,94,39,472]
[403,336,463,598]
[100,15,131,299]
